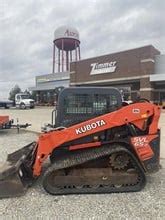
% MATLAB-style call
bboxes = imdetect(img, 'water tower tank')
[52,26,81,73]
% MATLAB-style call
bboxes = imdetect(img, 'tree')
[30,91,37,101]
[9,85,21,101]
[23,89,31,97]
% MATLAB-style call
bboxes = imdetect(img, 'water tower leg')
[58,49,60,72]
[78,45,81,60]
[52,43,55,73]
[62,39,64,72]
[70,50,72,62]
[75,41,77,61]
[66,51,69,71]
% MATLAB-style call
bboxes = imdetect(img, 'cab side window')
[110,94,118,106]
[93,94,108,114]
[64,94,92,114]
[93,94,118,114]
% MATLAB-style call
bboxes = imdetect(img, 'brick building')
[70,45,165,103]
[30,45,165,104]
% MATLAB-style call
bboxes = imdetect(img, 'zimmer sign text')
[90,61,117,75]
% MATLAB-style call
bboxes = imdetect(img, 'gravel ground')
[0,129,164,220]
[0,106,54,133]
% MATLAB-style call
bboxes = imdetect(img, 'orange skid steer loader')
[0,87,161,198]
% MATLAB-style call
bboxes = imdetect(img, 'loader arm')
[33,102,160,176]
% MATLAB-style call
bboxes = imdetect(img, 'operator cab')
[54,87,122,127]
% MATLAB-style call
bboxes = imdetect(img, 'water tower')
[52,26,81,73]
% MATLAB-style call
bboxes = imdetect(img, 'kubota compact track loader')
[0,87,161,198]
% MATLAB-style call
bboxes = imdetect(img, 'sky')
[0,0,164,99]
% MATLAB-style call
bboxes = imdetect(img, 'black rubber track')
[42,145,146,195]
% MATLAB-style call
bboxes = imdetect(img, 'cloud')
[0,0,164,98]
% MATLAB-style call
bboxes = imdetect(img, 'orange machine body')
[33,102,161,176]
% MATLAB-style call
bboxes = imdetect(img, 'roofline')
[70,45,160,64]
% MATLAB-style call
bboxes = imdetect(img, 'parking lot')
[0,107,54,133]
[0,107,164,219]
